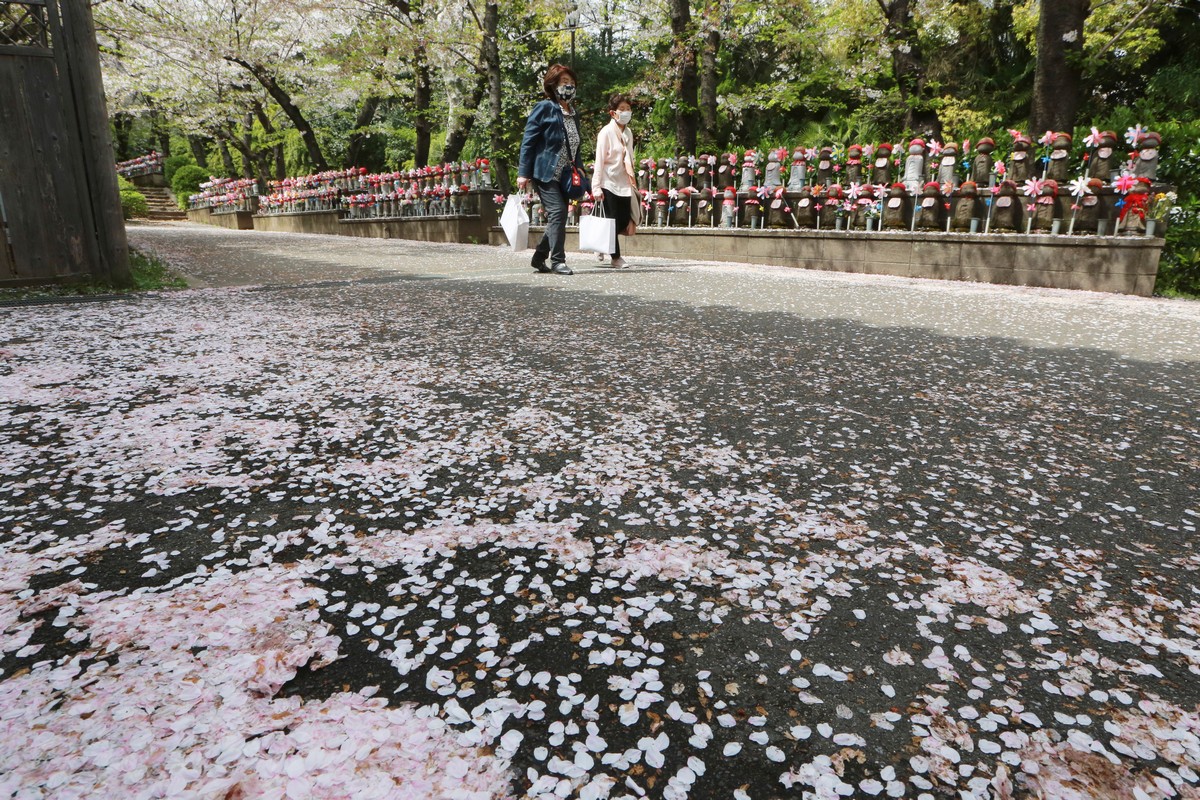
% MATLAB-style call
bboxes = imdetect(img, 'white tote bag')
[500,194,530,252]
[578,201,616,254]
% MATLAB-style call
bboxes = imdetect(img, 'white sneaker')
[611,257,628,269]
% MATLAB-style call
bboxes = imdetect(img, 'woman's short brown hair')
[543,64,579,100]
[608,93,631,111]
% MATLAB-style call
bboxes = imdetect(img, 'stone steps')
[135,185,186,220]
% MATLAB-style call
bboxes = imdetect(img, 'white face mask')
[615,110,632,125]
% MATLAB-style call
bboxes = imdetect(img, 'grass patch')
[0,247,187,302]
[1155,285,1200,300]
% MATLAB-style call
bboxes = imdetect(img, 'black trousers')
[602,192,633,258]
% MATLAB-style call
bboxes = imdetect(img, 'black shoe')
[551,263,573,275]
[531,254,551,273]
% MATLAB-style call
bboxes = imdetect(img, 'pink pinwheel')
[994,161,1007,177]
[1067,177,1091,198]
[1084,127,1103,148]
[872,184,888,200]
[1022,177,1045,197]
[1007,129,1023,141]
[847,182,863,200]
[1125,125,1145,146]
[928,140,944,157]
[1039,130,1056,146]
[1113,173,1137,194]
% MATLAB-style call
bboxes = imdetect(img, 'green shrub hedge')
[171,165,209,209]
[163,154,195,185]
[117,177,148,219]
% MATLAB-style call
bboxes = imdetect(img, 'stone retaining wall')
[218,205,499,245]
[186,207,254,230]
[491,226,1163,296]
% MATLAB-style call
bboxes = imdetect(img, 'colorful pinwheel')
[1113,174,1137,194]
[1124,125,1145,147]
[1022,177,1045,197]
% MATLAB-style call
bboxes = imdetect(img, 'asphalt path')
[1,222,1198,799]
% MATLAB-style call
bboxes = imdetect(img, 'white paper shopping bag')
[500,194,530,252]
[578,203,616,254]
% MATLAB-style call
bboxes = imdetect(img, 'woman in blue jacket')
[517,64,584,275]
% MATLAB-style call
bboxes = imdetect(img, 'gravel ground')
[1,222,1198,799]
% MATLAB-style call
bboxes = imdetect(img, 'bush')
[1157,208,1200,297]
[118,177,148,219]
[171,165,209,208]
[163,154,195,185]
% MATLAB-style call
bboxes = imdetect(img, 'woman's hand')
[517,176,530,191]
[593,188,604,201]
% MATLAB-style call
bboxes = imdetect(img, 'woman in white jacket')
[590,94,639,269]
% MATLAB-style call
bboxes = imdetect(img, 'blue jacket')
[518,99,583,183]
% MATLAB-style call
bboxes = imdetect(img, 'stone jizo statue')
[871,143,893,186]
[1087,131,1119,182]
[971,138,995,186]
[845,145,864,185]
[949,181,979,231]
[787,147,808,191]
[937,142,959,187]
[990,180,1023,231]
[1044,132,1072,183]
[1134,131,1161,182]
[719,187,738,228]
[902,138,926,194]
[763,150,784,190]
[739,150,757,192]
[815,147,835,187]
[882,183,910,229]
[1007,135,1034,185]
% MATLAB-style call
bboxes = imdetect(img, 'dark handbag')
[559,115,590,200]
[561,164,589,200]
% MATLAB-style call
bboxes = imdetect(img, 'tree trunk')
[413,44,434,167]
[670,0,699,154]
[241,112,255,179]
[59,0,132,287]
[699,3,720,149]
[219,139,237,177]
[482,1,510,192]
[150,110,170,157]
[346,95,382,168]
[442,71,486,163]
[253,104,286,182]
[188,136,210,169]
[113,113,133,161]
[881,0,939,136]
[228,57,329,171]
[1029,0,1090,134]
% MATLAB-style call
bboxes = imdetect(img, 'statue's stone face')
[909,144,924,156]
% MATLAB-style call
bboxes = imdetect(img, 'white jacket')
[591,119,635,197]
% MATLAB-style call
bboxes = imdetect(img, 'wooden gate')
[0,0,129,286]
